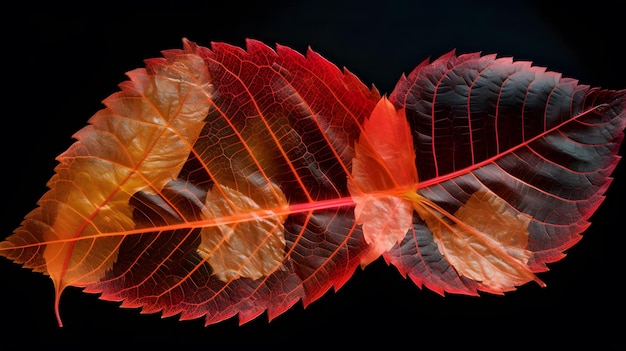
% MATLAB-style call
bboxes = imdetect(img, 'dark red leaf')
[386,51,625,295]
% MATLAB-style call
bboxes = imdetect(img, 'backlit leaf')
[1,40,624,326]
[348,97,417,266]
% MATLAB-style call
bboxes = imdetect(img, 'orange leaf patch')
[412,190,543,293]
[348,97,418,266]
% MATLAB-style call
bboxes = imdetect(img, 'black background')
[1,1,624,349]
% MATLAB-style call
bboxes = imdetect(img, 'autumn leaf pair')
[1,38,624,327]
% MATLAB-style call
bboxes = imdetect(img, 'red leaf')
[386,51,626,295]
[1,41,624,326]
[0,39,380,326]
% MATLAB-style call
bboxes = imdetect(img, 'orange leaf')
[348,97,418,266]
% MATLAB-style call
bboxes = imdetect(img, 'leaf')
[1,40,624,326]
[348,97,417,266]
[385,51,626,295]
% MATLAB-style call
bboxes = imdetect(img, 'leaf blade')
[387,51,626,295]
[348,97,418,266]
[67,39,379,326]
